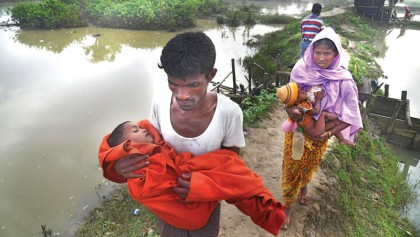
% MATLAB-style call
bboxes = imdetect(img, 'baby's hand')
[314,90,325,101]
[286,106,302,121]
[288,108,302,122]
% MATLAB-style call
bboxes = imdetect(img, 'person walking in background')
[404,6,414,20]
[300,3,324,57]
[281,27,363,230]
[100,31,247,237]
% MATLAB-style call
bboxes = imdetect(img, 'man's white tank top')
[149,93,245,156]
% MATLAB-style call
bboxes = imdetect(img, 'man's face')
[168,73,212,111]
[313,45,337,69]
[122,122,154,143]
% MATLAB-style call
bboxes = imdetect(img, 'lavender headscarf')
[290,27,363,141]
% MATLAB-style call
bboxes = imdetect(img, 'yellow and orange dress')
[282,131,328,206]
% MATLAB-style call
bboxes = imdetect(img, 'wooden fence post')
[401,91,413,127]
[384,84,389,97]
[365,94,377,115]
[248,66,252,94]
[231,58,237,94]
[263,72,268,89]
[401,91,407,100]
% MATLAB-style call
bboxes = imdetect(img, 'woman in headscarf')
[281,27,363,230]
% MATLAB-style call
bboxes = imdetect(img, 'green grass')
[75,187,158,237]
[322,129,418,236]
[242,89,278,127]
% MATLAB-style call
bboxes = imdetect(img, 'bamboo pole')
[231,58,237,94]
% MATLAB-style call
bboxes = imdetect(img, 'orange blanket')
[98,120,285,235]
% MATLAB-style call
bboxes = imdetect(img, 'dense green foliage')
[8,0,302,30]
[84,0,205,30]
[10,0,227,30]
[242,89,278,127]
[10,0,86,28]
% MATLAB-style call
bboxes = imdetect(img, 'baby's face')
[297,87,307,102]
[123,122,154,143]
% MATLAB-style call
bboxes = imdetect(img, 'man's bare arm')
[114,154,150,179]
[222,146,240,154]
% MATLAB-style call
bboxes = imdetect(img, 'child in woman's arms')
[277,82,354,146]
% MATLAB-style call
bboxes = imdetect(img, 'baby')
[107,121,154,146]
[277,82,354,146]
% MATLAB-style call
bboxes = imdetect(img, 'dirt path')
[218,104,338,237]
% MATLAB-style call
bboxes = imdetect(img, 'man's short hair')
[312,3,322,15]
[158,31,216,79]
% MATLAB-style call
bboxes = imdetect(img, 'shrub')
[11,0,85,28]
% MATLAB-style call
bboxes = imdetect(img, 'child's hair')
[107,121,130,147]
[158,31,216,78]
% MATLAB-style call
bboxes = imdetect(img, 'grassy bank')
[75,7,419,237]
[75,187,158,237]
[322,125,418,236]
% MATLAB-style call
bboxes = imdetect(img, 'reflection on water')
[395,146,420,231]
[12,27,211,63]
[0,3,284,236]
[376,29,420,118]
[259,2,313,16]
[0,2,12,22]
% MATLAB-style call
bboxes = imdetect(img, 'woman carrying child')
[281,27,363,230]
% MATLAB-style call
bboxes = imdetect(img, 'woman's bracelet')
[328,131,332,138]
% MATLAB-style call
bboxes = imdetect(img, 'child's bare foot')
[339,139,355,146]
